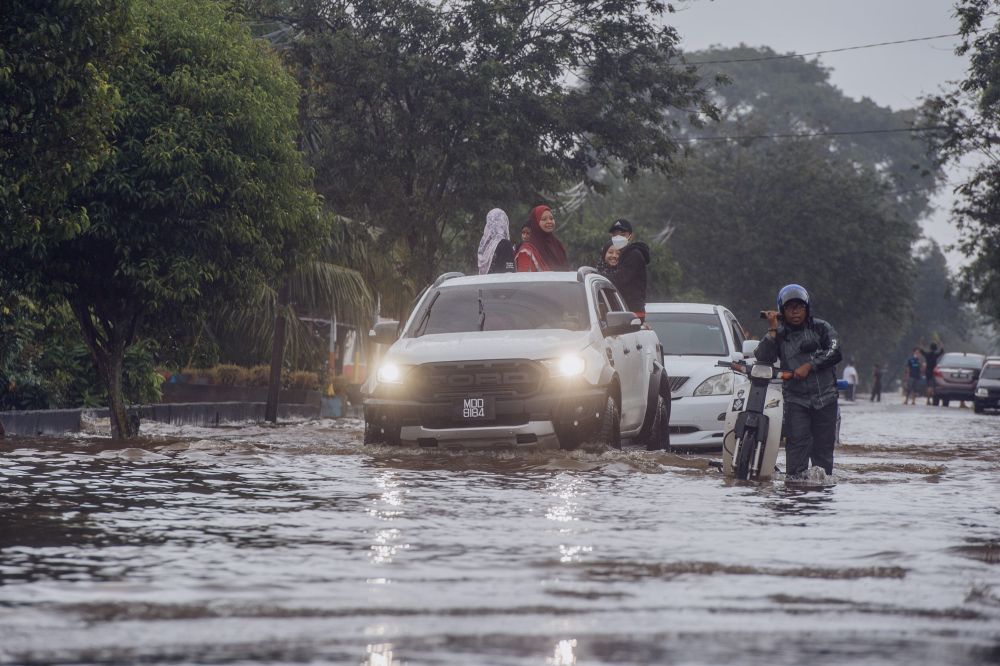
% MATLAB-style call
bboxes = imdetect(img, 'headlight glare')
[377,362,404,384]
[543,354,586,378]
[693,372,734,396]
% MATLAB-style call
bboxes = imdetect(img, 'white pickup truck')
[362,269,671,450]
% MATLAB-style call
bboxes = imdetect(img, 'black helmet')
[777,284,810,313]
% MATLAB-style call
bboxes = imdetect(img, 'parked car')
[362,270,670,450]
[644,303,751,450]
[973,360,1000,414]
[932,352,986,406]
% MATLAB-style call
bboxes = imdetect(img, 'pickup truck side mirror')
[604,311,642,336]
[369,320,400,345]
[742,340,760,357]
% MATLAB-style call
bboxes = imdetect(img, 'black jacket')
[488,239,516,273]
[612,242,649,314]
[754,317,843,409]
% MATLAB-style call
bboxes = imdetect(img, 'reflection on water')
[1,403,999,665]
[548,638,578,665]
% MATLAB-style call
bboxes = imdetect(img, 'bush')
[248,364,271,386]
[288,370,319,391]
[215,364,246,386]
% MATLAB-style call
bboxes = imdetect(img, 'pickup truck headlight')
[693,372,734,396]
[377,362,407,384]
[542,354,586,378]
[976,387,988,397]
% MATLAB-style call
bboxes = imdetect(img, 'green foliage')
[626,137,919,374]
[0,0,132,253]
[3,0,323,437]
[687,46,943,221]
[924,1,1000,324]
[247,0,713,291]
[0,296,161,410]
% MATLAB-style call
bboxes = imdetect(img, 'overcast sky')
[667,0,971,267]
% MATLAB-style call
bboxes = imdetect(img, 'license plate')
[452,396,495,421]
[951,372,969,379]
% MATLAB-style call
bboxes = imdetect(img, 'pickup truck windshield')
[646,312,728,356]
[412,283,589,336]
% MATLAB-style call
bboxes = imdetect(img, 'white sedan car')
[645,303,752,450]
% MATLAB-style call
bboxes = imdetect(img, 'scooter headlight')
[750,363,777,380]
[693,372,734,396]
[542,354,587,378]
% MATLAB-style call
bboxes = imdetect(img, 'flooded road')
[1,400,998,665]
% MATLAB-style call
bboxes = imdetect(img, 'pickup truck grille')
[412,361,543,400]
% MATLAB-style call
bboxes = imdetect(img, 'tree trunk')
[69,298,138,440]
[265,281,290,423]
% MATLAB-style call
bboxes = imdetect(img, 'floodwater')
[1,401,998,665]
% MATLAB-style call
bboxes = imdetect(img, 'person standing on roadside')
[918,339,945,405]
[606,218,650,321]
[841,360,859,401]
[477,208,516,275]
[904,348,922,405]
[755,284,843,480]
[515,205,569,272]
[870,363,884,402]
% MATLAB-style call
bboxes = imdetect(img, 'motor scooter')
[720,341,848,481]
[720,358,790,481]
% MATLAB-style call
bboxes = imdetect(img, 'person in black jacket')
[755,284,843,480]
[607,218,650,320]
[477,208,516,274]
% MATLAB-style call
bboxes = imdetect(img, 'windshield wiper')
[478,288,486,331]
[413,291,441,337]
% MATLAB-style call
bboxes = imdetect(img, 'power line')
[678,125,951,142]
[686,33,963,65]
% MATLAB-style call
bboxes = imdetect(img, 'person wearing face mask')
[607,218,650,321]
[755,284,843,480]
[515,205,569,272]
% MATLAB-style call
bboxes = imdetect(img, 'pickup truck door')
[597,286,644,429]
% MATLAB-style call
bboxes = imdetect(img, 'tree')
[0,0,131,255]
[4,0,325,439]
[925,1,1000,324]
[626,137,919,376]
[246,0,714,295]
[686,45,944,221]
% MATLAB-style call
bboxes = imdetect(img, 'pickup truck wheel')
[363,411,401,446]
[643,395,670,451]
[583,394,621,451]
[363,417,382,444]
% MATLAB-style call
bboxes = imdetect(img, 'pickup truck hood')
[387,329,591,365]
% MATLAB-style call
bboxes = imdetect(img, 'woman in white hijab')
[477,208,516,274]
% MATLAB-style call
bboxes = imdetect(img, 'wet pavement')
[1,400,998,665]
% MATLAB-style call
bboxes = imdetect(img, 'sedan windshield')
[646,312,728,356]
[980,365,1000,380]
[411,283,589,336]
[939,353,986,370]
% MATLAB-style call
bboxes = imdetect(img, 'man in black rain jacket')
[608,218,650,320]
[754,284,842,479]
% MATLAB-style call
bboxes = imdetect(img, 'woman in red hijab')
[515,205,570,271]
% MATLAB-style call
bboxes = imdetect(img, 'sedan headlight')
[976,387,988,397]
[377,362,407,384]
[693,372,734,396]
[542,354,586,378]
